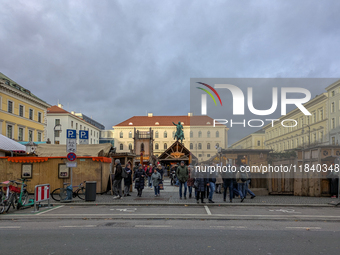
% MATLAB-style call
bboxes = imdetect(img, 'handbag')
[194,179,199,189]
[135,178,140,182]
[159,182,164,190]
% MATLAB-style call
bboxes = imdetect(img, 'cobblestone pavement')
[50,179,338,205]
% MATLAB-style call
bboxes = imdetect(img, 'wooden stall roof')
[35,143,112,157]
[0,156,112,163]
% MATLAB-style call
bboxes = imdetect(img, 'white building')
[326,80,340,145]
[46,104,101,144]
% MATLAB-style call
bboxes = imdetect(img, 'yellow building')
[264,93,328,152]
[0,72,50,143]
[229,129,266,149]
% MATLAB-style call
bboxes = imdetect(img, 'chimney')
[148,113,153,117]
[58,104,63,109]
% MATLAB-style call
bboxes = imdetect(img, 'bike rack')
[33,184,52,212]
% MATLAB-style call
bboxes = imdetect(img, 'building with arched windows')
[112,113,228,162]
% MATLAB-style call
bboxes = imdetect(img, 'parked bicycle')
[0,180,21,213]
[16,179,34,209]
[51,181,86,201]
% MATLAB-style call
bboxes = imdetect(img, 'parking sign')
[79,130,89,144]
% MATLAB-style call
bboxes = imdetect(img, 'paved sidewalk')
[49,179,339,206]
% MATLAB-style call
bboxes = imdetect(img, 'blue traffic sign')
[79,130,89,139]
[67,152,77,161]
[66,129,77,139]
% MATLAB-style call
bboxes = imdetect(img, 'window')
[55,119,60,125]
[18,127,23,141]
[216,131,219,138]
[207,131,210,138]
[307,116,310,125]
[198,154,202,157]
[198,143,202,150]
[332,118,335,129]
[313,133,316,143]
[207,143,210,149]
[76,123,78,129]
[207,154,210,158]
[38,112,42,123]
[91,130,92,136]
[120,144,123,150]
[190,131,193,138]
[320,131,323,143]
[8,101,13,113]
[120,131,123,138]
[28,130,33,142]
[80,125,82,130]
[37,132,42,142]
[19,105,24,117]
[172,131,175,138]
[190,143,193,150]
[198,131,202,138]
[129,131,132,138]
[332,137,335,145]
[155,131,159,138]
[257,141,261,146]
[164,143,167,150]
[71,121,73,128]
[216,143,219,148]
[29,109,33,120]
[331,102,335,113]
[91,138,92,144]
[164,131,167,138]
[155,143,159,150]
[54,130,60,138]
[319,109,323,120]
[313,112,316,123]
[332,90,335,97]
[7,125,13,139]
[129,143,132,150]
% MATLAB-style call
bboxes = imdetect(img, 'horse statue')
[173,121,184,143]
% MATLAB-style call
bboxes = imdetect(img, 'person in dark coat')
[123,163,132,197]
[223,164,235,203]
[195,172,208,204]
[187,165,195,198]
[134,164,146,197]
[327,169,339,198]
[113,159,123,199]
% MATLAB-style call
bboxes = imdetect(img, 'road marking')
[286,227,321,229]
[110,208,137,212]
[269,209,301,213]
[59,225,96,228]
[210,226,246,229]
[36,205,64,215]
[0,226,21,229]
[204,206,212,215]
[135,225,172,228]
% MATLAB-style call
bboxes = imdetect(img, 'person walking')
[176,161,189,199]
[223,163,234,203]
[151,168,162,197]
[215,172,223,194]
[208,174,216,203]
[123,163,132,197]
[187,165,195,198]
[244,171,256,199]
[236,164,246,202]
[195,173,208,204]
[134,164,146,197]
[113,159,123,199]
[146,164,153,189]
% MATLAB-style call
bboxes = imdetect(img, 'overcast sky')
[1,0,340,145]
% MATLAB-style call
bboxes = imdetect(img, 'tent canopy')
[0,134,26,152]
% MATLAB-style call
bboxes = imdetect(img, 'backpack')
[121,168,128,178]
[240,172,248,182]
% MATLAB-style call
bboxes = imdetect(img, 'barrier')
[33,184,51,212]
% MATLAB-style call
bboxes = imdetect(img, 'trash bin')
[85,181,97,201]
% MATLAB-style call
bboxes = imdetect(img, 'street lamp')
[302,124,310,148]
[54,124,62,144]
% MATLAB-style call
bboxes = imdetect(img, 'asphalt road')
[0,219,339,255]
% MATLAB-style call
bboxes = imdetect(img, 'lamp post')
[302,124,310,148]
[54,124,62,144]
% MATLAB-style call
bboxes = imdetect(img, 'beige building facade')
[112,113,228,162]
[229,129,265,149]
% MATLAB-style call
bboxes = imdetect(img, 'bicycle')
[0,180,21,213]
[51,181,86,201]
[16,179,34,210]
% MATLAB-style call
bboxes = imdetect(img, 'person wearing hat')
[176,161,189,199]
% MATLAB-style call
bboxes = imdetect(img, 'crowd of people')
[112,159,256,203]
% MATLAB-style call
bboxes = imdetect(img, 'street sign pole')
[66,129,77,202]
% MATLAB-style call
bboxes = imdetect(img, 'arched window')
[215,143,219,148]
[141,143,144,152]
[164,143,167,150]
[190,131,193,138]
[128,143,132,150]
[216,131,219,138]
[207,143,210,149]
[190,143,193,150]
[198,131,202,138]
[198,143,202,150]
[207,131,210,138]
[129,131,132,138]
[172,131,175,138]
[155,143,159,150]
[164,131,167,138]
[120,131,123,138]
[120,144,123,150]
[155,131,159,138]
